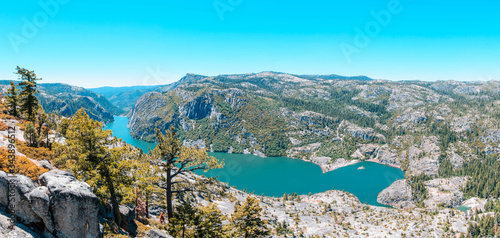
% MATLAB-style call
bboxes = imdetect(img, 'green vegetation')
[275,221,293,236]
[165,196,269,238]
[1,78,121,123]
[131,76,391,158]
[167,201,226,238]
[282,192,300,202]
[316,135,359,162]
[438,156,454,178]
[37,83,121,123]
[467,213,500,237]
[54,108,134,224]
[16,66,40,121]
[460,156,500,198]
[88,85,162,114]
[5,81,20,117]
[408,173,431,208]
[231,196,270,238]
[151,127,224,220]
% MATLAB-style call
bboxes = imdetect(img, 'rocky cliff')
[0,170,101,238]
[377,177,467,209]
[377,179,416,208]
[128,72,500,177]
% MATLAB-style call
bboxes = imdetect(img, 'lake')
[104,116,157,152]
[104,116,404,206]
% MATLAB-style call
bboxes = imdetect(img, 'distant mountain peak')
[179,73,208,83]
[179,72,376,84]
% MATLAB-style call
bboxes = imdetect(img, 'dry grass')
[16,140,54,161]
[0,120,9,131]
[0,113,16,120]
[0,147,49,180]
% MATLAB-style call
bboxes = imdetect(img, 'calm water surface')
[105,116,404,206]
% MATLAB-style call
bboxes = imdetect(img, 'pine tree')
[132,153,161,218]
[5,81,20,117]
[35,106,48,147]
[166,200,198,238]
[54,108,133,225]
[231,196,270,238]
[24,122,37,147]
[43,113,57,149]
[16,66,41,121]
[151,127,224,221]
[192,203,225,238]
[167,201,226,238]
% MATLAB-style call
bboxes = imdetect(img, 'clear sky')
[1,0,499,88]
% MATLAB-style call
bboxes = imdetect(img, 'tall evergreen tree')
[151,127,224,221]
[54,108,133,225]
[16,66,41,121]
[5,81,20,117]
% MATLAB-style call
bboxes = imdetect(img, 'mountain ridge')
[0,81,121,123]
[127,71,500,179]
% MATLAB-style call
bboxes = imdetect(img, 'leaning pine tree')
[151,127,224,221]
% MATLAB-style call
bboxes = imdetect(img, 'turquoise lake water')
[104,116,157,153]
[104,116,404,206]
[456,205,470,213]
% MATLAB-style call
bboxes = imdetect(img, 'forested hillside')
[129,72,500,202]
[0,81,121,123]
[89,85,161,114]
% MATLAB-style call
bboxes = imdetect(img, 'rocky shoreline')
[305,157,360,173]
[366,158,401,169]
[183,139,406,174]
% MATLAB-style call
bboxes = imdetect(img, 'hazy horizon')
[2,70,500,89]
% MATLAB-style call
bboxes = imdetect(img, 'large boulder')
[9,175,43,227]
[119,205,137,236]
[0,213,37,238]
[40,170,101,238]
[28,186,54,233]
[0,171,9,207]
[377,179,416,209]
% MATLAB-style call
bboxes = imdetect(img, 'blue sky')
[1,0,499,88]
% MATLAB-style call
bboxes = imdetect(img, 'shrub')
[16,140,54,161]
[0,147,49,180]
[0,121,9,131]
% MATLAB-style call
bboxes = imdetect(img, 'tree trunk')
[45,132,49,149]
[166,168,173,221]
[103,165,121,225]
[37,125,42,147]
[146,195,149,218]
